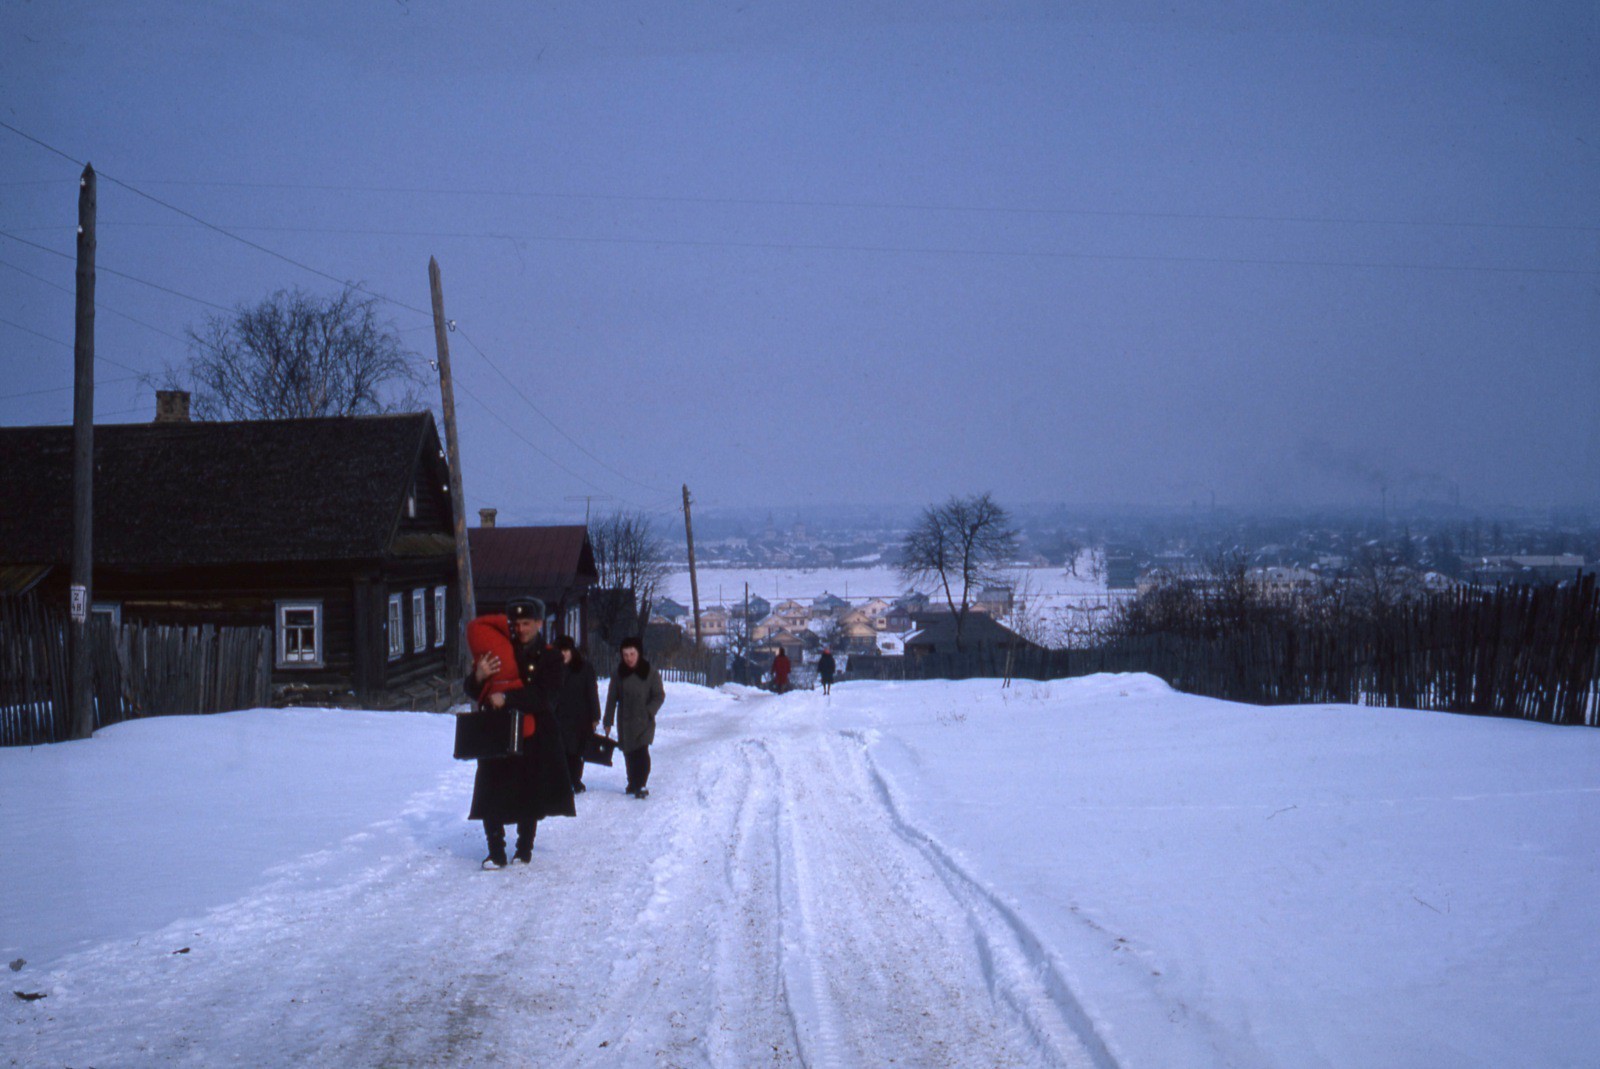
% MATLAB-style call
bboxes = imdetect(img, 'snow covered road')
[4,687,1103,1068]
[7,677,1599,1067]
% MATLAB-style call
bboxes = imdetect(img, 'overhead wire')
[0,120,435,320]
[452,326,673,496]
[0,315,150,375]
[5,219,1590,277]
[0,230,236,312]
[451,374,631,501]
[66,174,1600,236]
[0,374,143,402]
[0,256,191,347]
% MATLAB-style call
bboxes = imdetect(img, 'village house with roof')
[0,397,460,707]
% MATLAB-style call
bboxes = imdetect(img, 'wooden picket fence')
[850,576,1600,727]
[1,592,272,746]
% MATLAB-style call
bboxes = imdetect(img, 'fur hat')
[506,596,545,622]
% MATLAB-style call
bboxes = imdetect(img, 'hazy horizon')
[3,2,1595,517]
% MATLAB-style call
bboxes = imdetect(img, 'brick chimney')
[154,390,191,423]
[479,508,497,528]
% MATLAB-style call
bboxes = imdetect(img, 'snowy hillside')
[4,678,1597,1067]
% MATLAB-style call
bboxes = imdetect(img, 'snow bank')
[4,679,1597,1067]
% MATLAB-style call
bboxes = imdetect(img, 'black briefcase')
[453,706,521,761]
[583,731,618,767]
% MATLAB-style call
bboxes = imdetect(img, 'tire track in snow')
[844,728,1122,1069]
[756,720,1096,1068]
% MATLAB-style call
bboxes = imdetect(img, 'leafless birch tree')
[158,286,425,420]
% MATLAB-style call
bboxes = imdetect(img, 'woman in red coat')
[772,648,792,693]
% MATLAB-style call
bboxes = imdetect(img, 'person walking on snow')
[553,634,601,793]
[772,648,792,693]
[818,648,836,695]
[603,637,665,798]
[464,596,575,868]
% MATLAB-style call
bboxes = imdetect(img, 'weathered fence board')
[850,577,1600,728]
[2,592,271,746]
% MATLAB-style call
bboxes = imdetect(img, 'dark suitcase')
[453,706,521,761]
[583,731,618,767]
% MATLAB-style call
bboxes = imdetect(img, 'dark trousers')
[567,752,585,788]
[624,746,651,792]
[484,820,537,856]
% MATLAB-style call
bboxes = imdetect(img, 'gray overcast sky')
[2,1,1595,523]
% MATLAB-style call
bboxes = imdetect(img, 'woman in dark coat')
[465,597,575,868]
[603,637,665,799]
[553,634,602,793]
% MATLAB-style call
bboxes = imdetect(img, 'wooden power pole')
[429,257,475,675]
[69,163,96,740]
[683,484,702,647]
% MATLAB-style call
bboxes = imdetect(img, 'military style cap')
[506,596,545,622]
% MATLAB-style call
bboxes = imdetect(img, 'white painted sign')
[70,585,87,623]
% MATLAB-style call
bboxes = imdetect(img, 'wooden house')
[0,410,460,705]
[467,523,598,643]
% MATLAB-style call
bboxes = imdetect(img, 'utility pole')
[69,163,96,740]
[683,484,702,648]
[564,494,612,525]
[429,257,475,674]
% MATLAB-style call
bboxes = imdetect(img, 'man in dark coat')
[464,596,575,869]
[553,634,601,793]
[817,648,836,695]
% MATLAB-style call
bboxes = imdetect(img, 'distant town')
[645,503,1600,680]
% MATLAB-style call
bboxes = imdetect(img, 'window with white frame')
[276,600,324,668]
[90,601,122,629]
[387,593,404,660]
[565,602,581,643]
[433,587,447,648]
[412,589,427,653]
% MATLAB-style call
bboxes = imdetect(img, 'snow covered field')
[665,560,1122,646]
[5,679,1598,1067]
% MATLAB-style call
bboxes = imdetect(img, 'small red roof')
[468,525,598,609]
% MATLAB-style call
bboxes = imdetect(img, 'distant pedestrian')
[464,596,575,869]
[772,648,792,693]
[818,648,836,695]
[603,637,665,799]
[553,634,601,793]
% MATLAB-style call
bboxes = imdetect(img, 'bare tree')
[157,286,425,420]
[589,511,671,645]
[898,492,1019,651]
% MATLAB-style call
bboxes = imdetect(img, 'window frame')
[433,586,447,649]
[386,593,404,660]
[276,599,325,669]
[412,589,427,653]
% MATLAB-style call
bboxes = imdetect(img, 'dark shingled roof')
[904,611,1039,653]
[469,525,598,607]
[0,413,444,566]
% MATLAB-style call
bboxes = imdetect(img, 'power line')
[0,316,150,375]
[0,374,142,402]
[451,375,631,502]
[75,174,1600,236]
[17,219,1590,278]
[0,230,236,312]
[0,256,190,347]
[454,326,673,496]
[0,120,434,319]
